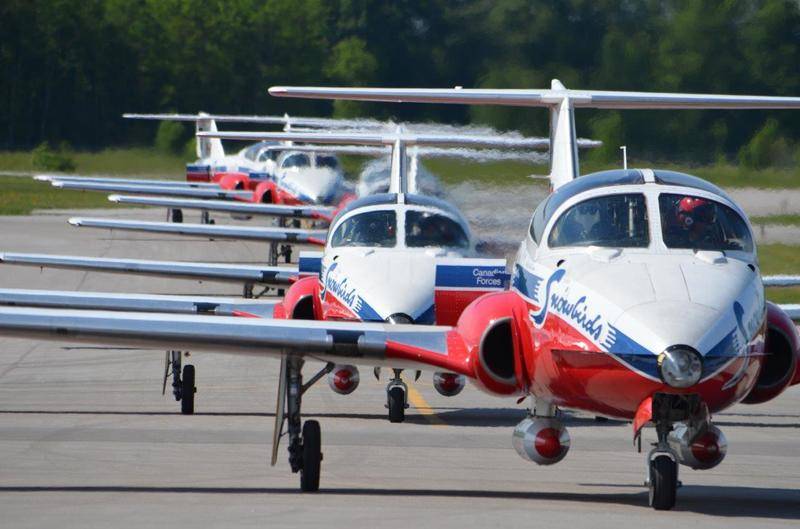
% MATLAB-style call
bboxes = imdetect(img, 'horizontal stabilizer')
[108,195,335,222]
[762,275,800,288]
[52,180,253,200]
[67,218,327,245]
[269,85,800,109]
[124,113,389,129]
[0,289,279,318]
[0,253,297,284]
[199,130,552,150]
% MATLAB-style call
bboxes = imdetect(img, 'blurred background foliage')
[2,0,800,167]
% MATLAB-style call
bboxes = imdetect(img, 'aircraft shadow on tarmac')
[0,407,625,428]
[0,484,795,519]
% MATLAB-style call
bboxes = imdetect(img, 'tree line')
[2,0,800,167]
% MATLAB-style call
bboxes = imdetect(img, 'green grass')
[759,244,800,304]
[0,175,130,215]
[3,147,798,188]
[751,214,800,226]
[0,148,185,177]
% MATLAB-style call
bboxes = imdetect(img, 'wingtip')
[108,194,121,203]
[67,218,82,227]
[268,86,288,96]
[33,174,54,182]
[51,181,65,188]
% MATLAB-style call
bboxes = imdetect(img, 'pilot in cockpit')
[667,196,718,248]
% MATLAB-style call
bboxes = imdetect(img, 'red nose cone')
[333,370,354,392]
[535,427,562,460]
[691,431,720,463]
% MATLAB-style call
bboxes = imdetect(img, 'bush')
[31,142,76,172]
[183,137,197,160]
[738,119,795,169]
[155,121,187,155]
[587,112,624,165]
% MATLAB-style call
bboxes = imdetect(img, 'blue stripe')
[299,256,322,275]
[436,265,509,289]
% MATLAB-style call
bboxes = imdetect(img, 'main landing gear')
[272,356,333,491]
[162,350,196,414]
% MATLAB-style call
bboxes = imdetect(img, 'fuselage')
[512,169,766,419]
[317,193,474,324]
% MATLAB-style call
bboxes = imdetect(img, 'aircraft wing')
[778,304,800,321]
[52,181,253,201]
[0,306,469,373]
[108,195,335,222]
[36,174,218,188]
[67,218,327,245]
[762,275,800,287]
[0,289,279,318]
[0,253,297,284]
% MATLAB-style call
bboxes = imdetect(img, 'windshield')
[282,153,310,169]
[659,193,753,252]
[330,210,397,248]
[257,149,277,162]
[405,210,469,249]
[315,155,339,169]
[548,193,649,248]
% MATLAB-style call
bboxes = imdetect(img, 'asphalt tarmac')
[0,205,798,528]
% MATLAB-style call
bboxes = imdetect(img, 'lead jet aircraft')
[3,82,800,509]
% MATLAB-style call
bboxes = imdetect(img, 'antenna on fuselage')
[620,145,628,170]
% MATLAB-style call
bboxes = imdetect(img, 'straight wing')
[52,181,253,201]
[778,304,800,321]
[36,174,218,188]
[108,195,335,222]
[763,275,800,287]
[0,289,279,318]
[0,306,468,373]
[67,218,327,245]
[0,253,297,284]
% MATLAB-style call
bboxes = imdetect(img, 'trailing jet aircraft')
[2,130,547,420]
[3,82,800,509]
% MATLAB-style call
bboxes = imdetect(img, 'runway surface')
[0,205,798,528]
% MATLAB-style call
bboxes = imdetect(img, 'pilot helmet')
[677,197,715,229]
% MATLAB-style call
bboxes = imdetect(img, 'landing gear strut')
[645,393,700,510]
[386,368,409,423]
[272,357,332,491]
[162,350,196,415]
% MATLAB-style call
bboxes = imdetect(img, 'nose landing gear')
[386,369,409,423]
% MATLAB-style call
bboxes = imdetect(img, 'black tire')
[300,420,321,492]
[171,209,183,223]
[649,455,677,510]
[181,364,195,415]
[388,386,405,423]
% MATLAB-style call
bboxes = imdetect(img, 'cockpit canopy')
[330,207,469,250]
[280,152,340,171]
[530,170,754,254]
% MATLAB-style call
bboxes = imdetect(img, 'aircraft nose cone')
[336,251,435,322]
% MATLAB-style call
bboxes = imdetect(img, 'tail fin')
[270,80,800,190]
[195,113,225,160]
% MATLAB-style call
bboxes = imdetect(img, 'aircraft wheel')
[649,455,677,510]
[388,386,405,423]
[300,420,321,492]
[171,209,183,223]
[181,364,196,415]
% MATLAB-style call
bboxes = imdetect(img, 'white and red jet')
[2,82,800,509]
